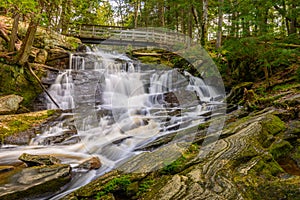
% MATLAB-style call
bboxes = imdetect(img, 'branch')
[27,63,60,109]
[0,28,9,43]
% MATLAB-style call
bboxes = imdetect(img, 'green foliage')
[220,37,299,85]
[95,175,131,199]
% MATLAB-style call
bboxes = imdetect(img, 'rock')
[226,82,253,104]
[4,129,36,145]
[18,153,61,167]
[37,129,78,145]
[0,165,15,173]
[0,94,23,115]
[78,157,102,170]
[0,164,71,200]
[63,109,300,200]
[46,47,69,69]
[163,90,200,107]
[34,49,48,64]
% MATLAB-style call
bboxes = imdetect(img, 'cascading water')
[0,48,225,199]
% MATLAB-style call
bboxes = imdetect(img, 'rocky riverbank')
[60,64,300,200]
[62,89,300,200]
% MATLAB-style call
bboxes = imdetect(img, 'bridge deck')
[67,24,192,47]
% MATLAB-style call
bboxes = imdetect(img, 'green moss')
[0,110,56,139]
[269,140,293,160]
[261,114,286,136]
[95,175,131,199]
[0,63,44,108]
[161,144,199,175]
[137,179,155,196]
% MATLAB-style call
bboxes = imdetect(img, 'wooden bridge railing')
[67,24,192,47]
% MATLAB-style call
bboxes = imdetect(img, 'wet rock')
[3,129,36,145]
[0,94,23,115]
[18,153,61,167]
[0,165,15,173]
[78,157,102,170]
[0,164,71,200]
[163,90,200,107]
[39,129,78,145]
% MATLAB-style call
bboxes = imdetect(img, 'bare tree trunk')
[15,18,40,66]
[201,0,208,46]
[134,0,140,28]
[289,2,297,34]
[9,13,20,52]
[158,0,165,26]
[216,0,223,49]
[192,5,201,41]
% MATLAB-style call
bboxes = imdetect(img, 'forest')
[0,0,299,200]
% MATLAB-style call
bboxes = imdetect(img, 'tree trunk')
[188,4,193,44]
[15,18,40,66]
[216,0,223,49]
[289,2,297,34]
[8,13,20,52]
[192,5,201,41]
[201,0,208,46]
[134,0,139,28]
[158,0,165,26]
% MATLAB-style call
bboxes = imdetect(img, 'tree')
[216,0,224,49]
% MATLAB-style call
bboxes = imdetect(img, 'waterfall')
[0,48,225,199]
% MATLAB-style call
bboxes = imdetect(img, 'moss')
[232,145,259,168]
[95,175,131,199]
[0,63,45,108]
[137,179,155,196]
[269,140,293,160]
[160,144,199,175]
[261,114,286,136]
[0,110,56,139]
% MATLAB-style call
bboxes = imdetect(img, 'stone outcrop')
[62,106,300,200]
[0,94,23,115]
[18,153,61,167]
[0,153,71,200]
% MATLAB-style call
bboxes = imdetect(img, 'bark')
[15,18,40,66]
[8,13,20,52]
[134,0,139,28]
[289,2,297,34]
[216,0,224,49]
[192,5,201,41]
[158,0,165,26]
[201,0,208,46]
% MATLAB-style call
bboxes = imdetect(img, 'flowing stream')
[0,48,225,199]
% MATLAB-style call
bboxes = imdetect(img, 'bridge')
[67,24,192,48]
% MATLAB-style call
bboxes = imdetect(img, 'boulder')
[0,94,23,115]
[18,153,61,167]
[0,164,71,200]
[34,49,48,64]
[78,157,102,170]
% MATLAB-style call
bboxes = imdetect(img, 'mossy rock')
[226,82,253,104]
[0,110,57,144]
[269,140,293,160]
[0,63,45,109]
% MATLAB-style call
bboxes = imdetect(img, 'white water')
[0,49,225,199]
